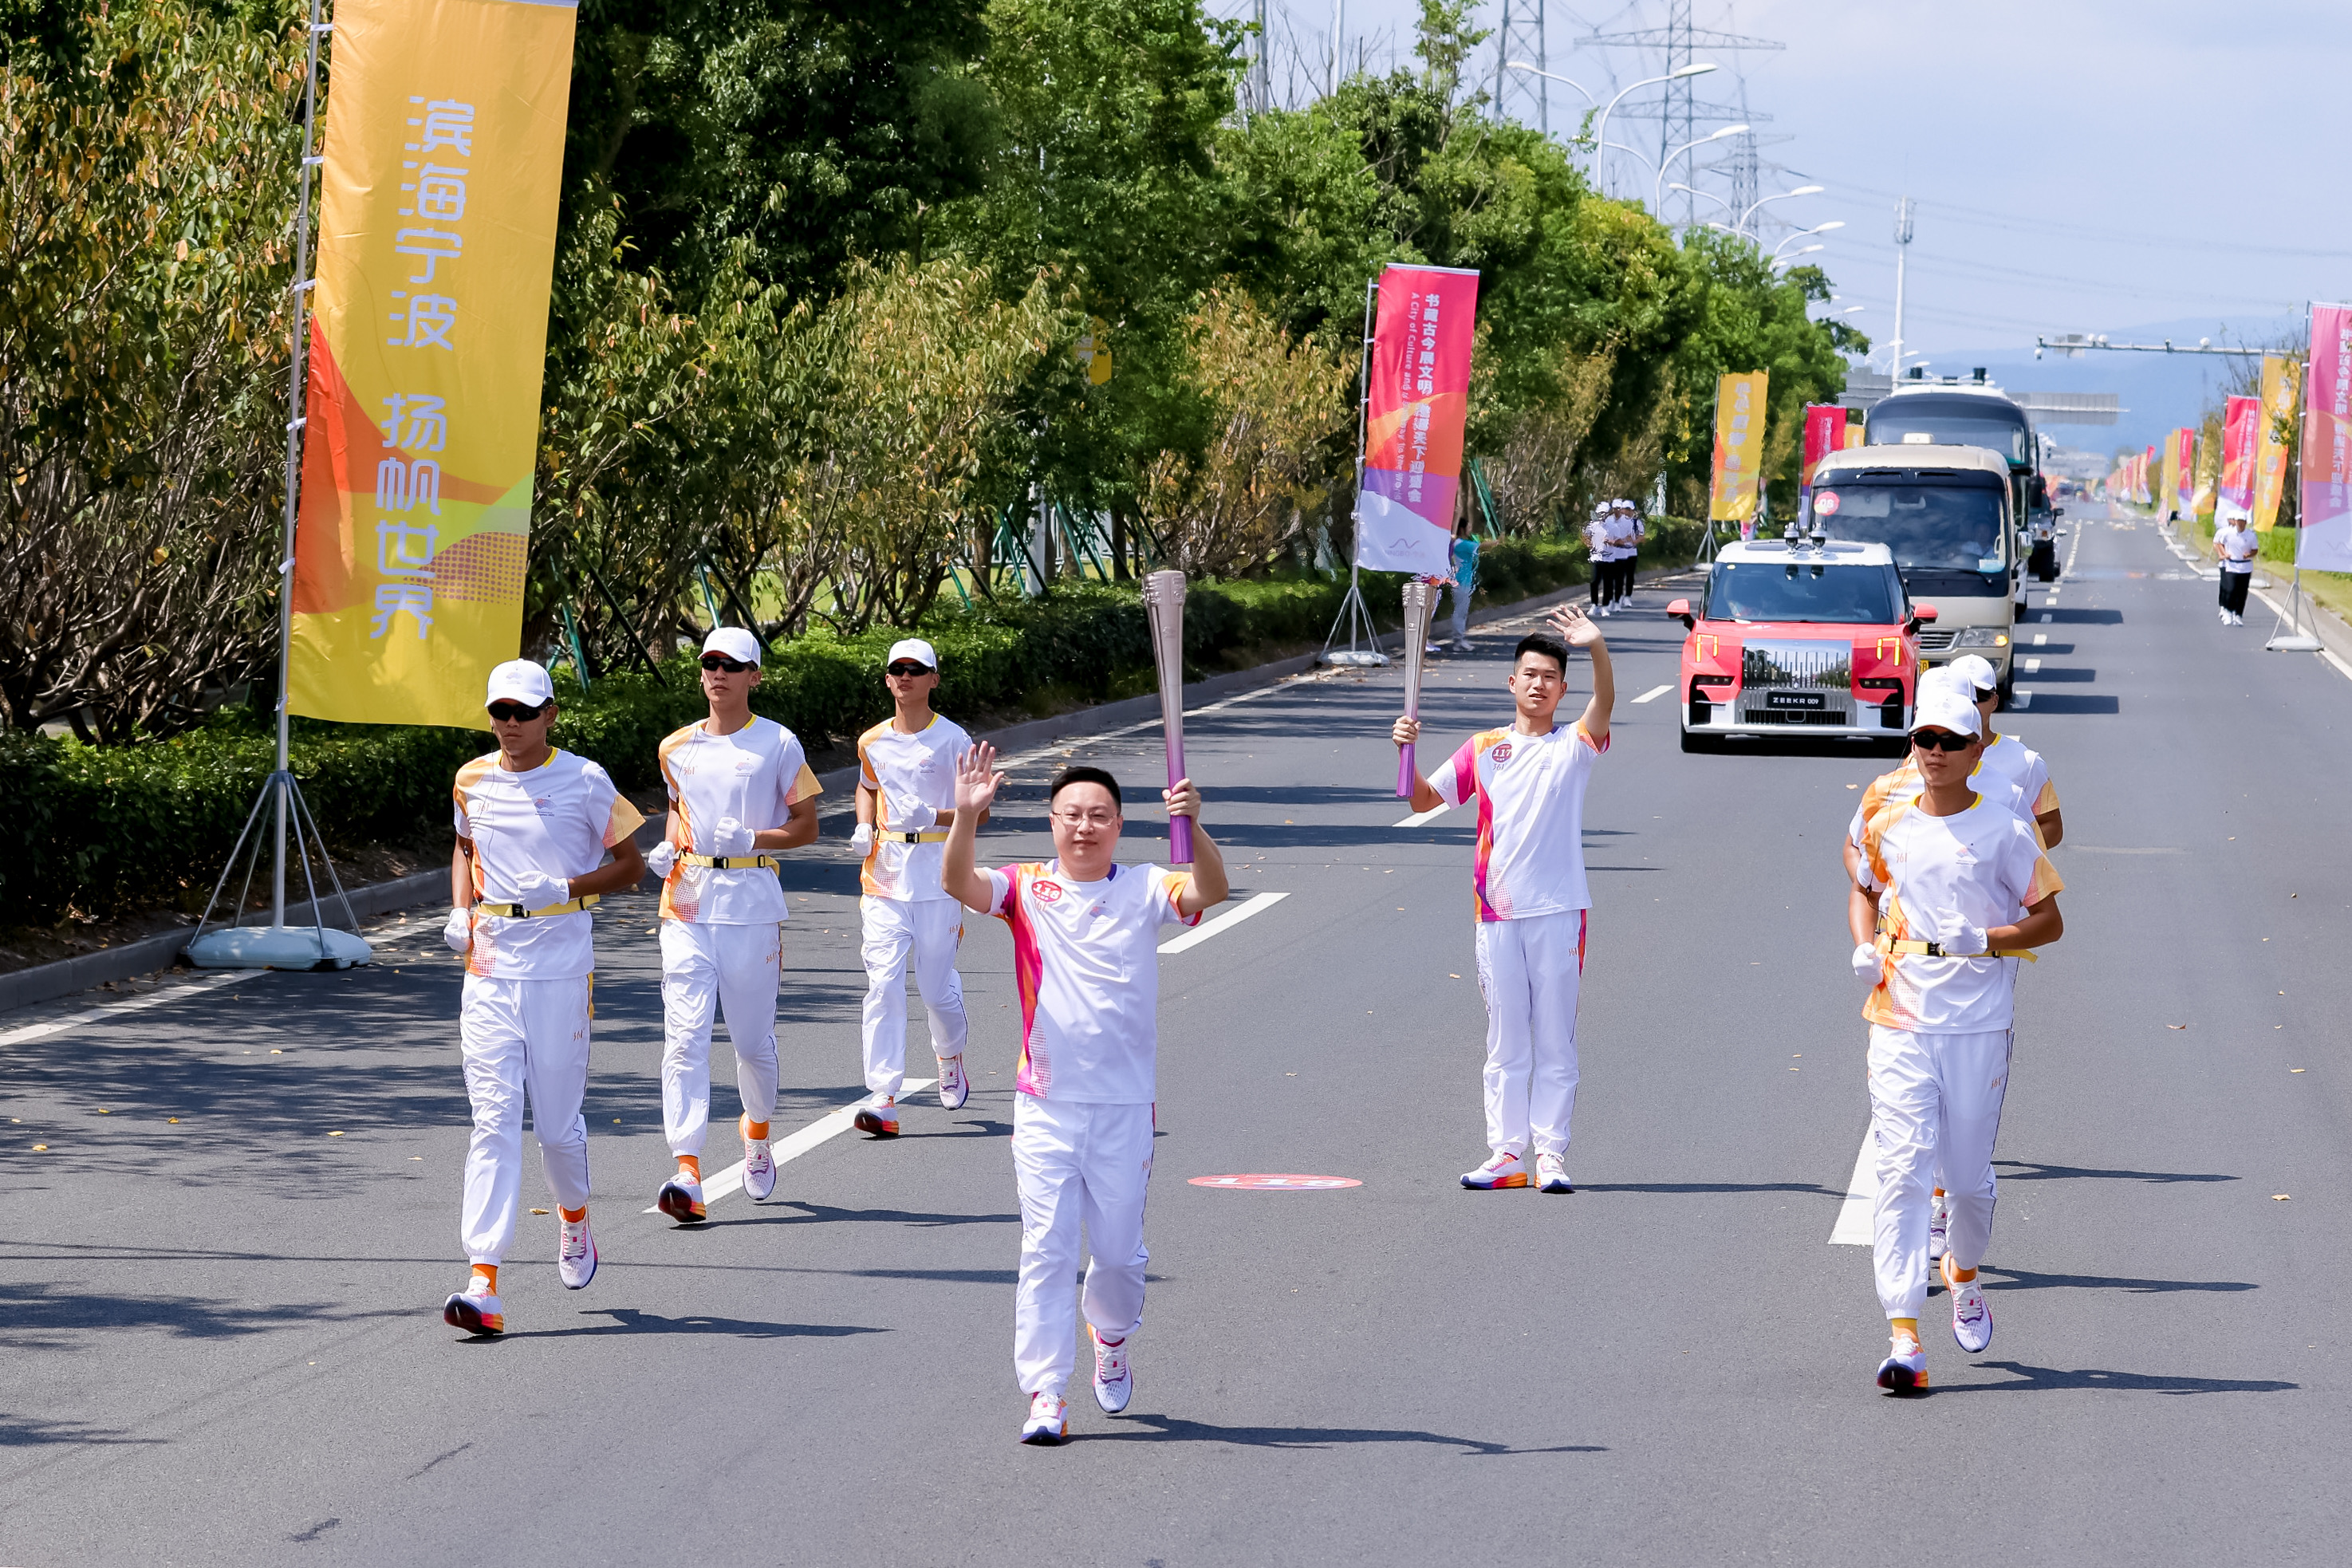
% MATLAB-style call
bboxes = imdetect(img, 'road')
[6,502,2349,1566]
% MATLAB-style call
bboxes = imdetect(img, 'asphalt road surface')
[6,504,2349,1566]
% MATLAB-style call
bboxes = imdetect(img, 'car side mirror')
[1666,597,1696,630]
[1912,604,1938,625]
[2051,506,2066,519]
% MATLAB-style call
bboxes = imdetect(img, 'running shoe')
[1461,1150,1529,1190]
[741,1114,776,1203]
[557,1214,597,1289]
[937,1055,969,1111]
[1091,1326,1133,1415]
[1944,1255,1992,1353]
[1019,1391,1070,1446]
[1425,641,1447,655]
[443,1280,504,1337]
[1876,1337,1928,1395]
[1535,1152,1574,1194]
[853,1097,900,1138]
[1928,1192,1949,1261]
[656,1172,707,1225]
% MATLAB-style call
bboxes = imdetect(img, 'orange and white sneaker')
[1876,1334,1928,1395]
[656,1170,707,1225]
[442,1278,504,1337]
[1019,1390,1070,1446]
[1461,1150,1529,1189]
[937,1055,969,1111]
[1535,1152,1574,1194]
[741,1114,776,1203]
[853,1097,900,1138]
[557,1213,597,1289]
[1090,1326,1133,1414]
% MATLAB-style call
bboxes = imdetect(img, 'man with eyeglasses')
[440,660,647,1336]
[1850,680,2063,1393]
[1390,605,1612,1196]
[640,627,821,1224]
[940,748,1228,1444]
[848,638,978,1138]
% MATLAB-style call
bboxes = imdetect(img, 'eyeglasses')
[1909,729,1974,754]
[487,700,548,723]
[885,663,932,677]
[1050,808,1119,828]
[700,654,752,672]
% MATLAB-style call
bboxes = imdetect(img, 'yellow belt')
[680,853,778,869]
[475,893,601,920]
[876,830,948,844]
[1877,935,2035,963]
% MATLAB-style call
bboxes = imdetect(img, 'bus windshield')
[1867,406,2030,466]
[1705,561,1901,624]
[1815,483,2005,573]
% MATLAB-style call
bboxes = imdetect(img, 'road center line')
[644,1078,939,1214]
[1393,802,1452,828]
[1829,1129,1875,1246]
[1160,891,1288,955]
[0,971,244,1047]
[1631,683,1673,704]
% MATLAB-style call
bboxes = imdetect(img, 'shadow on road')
[1981,1266,2255,1295]
[510,1307,888,1341]
[1933,1361,2295,1396]
[1576,1180,1842,1197]
[1088,1412,1607,1455]
[1994,1159,2236,1185]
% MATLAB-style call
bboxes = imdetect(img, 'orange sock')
[560,1205,586,1223]
[1889,1317,1919,1346]
[1945,1259,1977,1283]
[471,1264,498,1294]
[677,1154,701,1181]
[1932,1186,1946,1199]
[744,1118,769,1141]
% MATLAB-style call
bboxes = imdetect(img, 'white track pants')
[1473,910,1587,1157]
[1011,1095,1154,1399]
[1869,1025,2012,1320]
[459,974,593,1266]
[860,895,968,1099]
[660,920,782,1156]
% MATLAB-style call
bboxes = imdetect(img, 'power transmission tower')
[1491,0,1546,134]
[1579,2,1783,227]
[1247,0,1271,116]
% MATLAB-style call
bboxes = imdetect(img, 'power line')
[1831,178,2349,261]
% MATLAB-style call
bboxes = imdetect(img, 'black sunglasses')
[1909,729,1975,754]
[487,700,548,723]
[700,654,752,672]
[885,662,933,677]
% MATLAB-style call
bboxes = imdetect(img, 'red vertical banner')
[1800,404,1846,488]
[2303,304,2352,569]
[2218,396,2259,522]
[2173,427,2196,515]
[1357,263,1480,578]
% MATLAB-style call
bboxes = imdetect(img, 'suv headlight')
[1956,627,2010,648]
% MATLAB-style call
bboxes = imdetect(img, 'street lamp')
[1737,183,1823,236]
[1771,220,1843,258]
[1655,124,1749,215]
[1503,59,1597,106]
[1670,183,1732,218]
[1594,62,1717,198]
[1771,244,1825,270]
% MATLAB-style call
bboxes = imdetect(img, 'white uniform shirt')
[655,715,821,924]
[1585,517,1619,563]
[1429,720,1607,921]
[983,860,1200,1104]
[2215,522,2258,573]
[1848,734,2059,851]
[452,749,644,979]
[1860,796,2063,1033]
[857,715,971,902]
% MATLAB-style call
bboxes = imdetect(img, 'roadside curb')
[0,561,1676,1018]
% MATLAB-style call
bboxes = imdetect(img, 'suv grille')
[1743,708,1856,727]
[1916,629,1958,652]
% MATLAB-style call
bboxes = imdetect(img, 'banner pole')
[2270,301,2324,653]
[1322,275,1388,667]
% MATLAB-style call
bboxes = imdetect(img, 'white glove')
[509,869,571,909]
[1851,942,1882,983]
[849,821,874,853]
[443,905,474,955]
[711,817,757,857]
[644,840,678,879]
[1940,916,1989,957]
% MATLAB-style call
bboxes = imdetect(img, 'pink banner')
[2174,427,2196,513]
[2218,395,2259,519]
[1357,264,1480,578]
[2303,304,2352,570]
[1800,404,1846,488]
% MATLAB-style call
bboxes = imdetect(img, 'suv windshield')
[1706,561,1901,624]
[1816,483,2005,572]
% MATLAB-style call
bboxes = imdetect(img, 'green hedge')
[3,530,1697,926]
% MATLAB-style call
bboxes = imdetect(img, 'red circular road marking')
[1187,1173,1362,1191]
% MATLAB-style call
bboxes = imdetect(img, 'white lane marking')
[2011,689,2034,708]
[2032,633,2047,646]
[2021,658,2042,674]
[645,1079,938,1214]
[0,971,243,1047]
[1830,1129,1876,1246]
[1160,891,1289,955]
[2039,613,2053,623]
[1632,683,1674,705]
[1394,803,1453,828]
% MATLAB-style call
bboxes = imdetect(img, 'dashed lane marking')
[1160,891,1289,955]
[1632,684,1674,704]
[1394,803,1452,828]
[0,971,244,1047]
[1830,1130,1875,1246]
[644,1078,937,1215]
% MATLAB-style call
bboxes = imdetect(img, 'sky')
[1219,0,2350,451]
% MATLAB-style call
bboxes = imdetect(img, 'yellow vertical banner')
[290,0,577,730]
[2253,355,2302,531]
[2157,429,2181,522]
[1708,371,1768,525]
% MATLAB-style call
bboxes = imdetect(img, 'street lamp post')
[1655,124,1749,216]
[1735,183,1823,237]
[1503,59,1597,107]
[1670,183,1733,219]
[1594,62,1716,199]
[1770,220,1843,260]
[1771,244,1825,270]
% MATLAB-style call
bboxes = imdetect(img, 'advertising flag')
[2141,446,2156,506]
[2218,396,2259,522]
[2302,305,2352,570]
[2173,427,2196,517]
[1356,264,1480,578]
[1800,404,1846,488]
[1709,372,1769,527]
[290,0,577,730]
[2157,434,2179,519]
[2253,354,2300,531]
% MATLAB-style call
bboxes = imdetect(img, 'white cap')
[1948,653,1998,698]
[484,659,554,708]
[1911,679,1982,739]
[886,637,938,671]
[701,626,762,667]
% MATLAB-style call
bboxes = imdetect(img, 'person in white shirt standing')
[941,749,1228,1445]
[849,637,979,1138]
[641,628,822,1225]
[441,660,647,1336]
[1850,680,2063,1393]
[1583,503,1614,615]
[1390,605,1613,1196]
[2213,515,2259,625]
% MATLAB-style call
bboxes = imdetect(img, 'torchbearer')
[441,660,647,1335]
[849,637,979,1138]
[941,744,1228,1446]
[1850,681,2063,1393]
[1392,604,1613,1195]
[644,628,822,1224]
